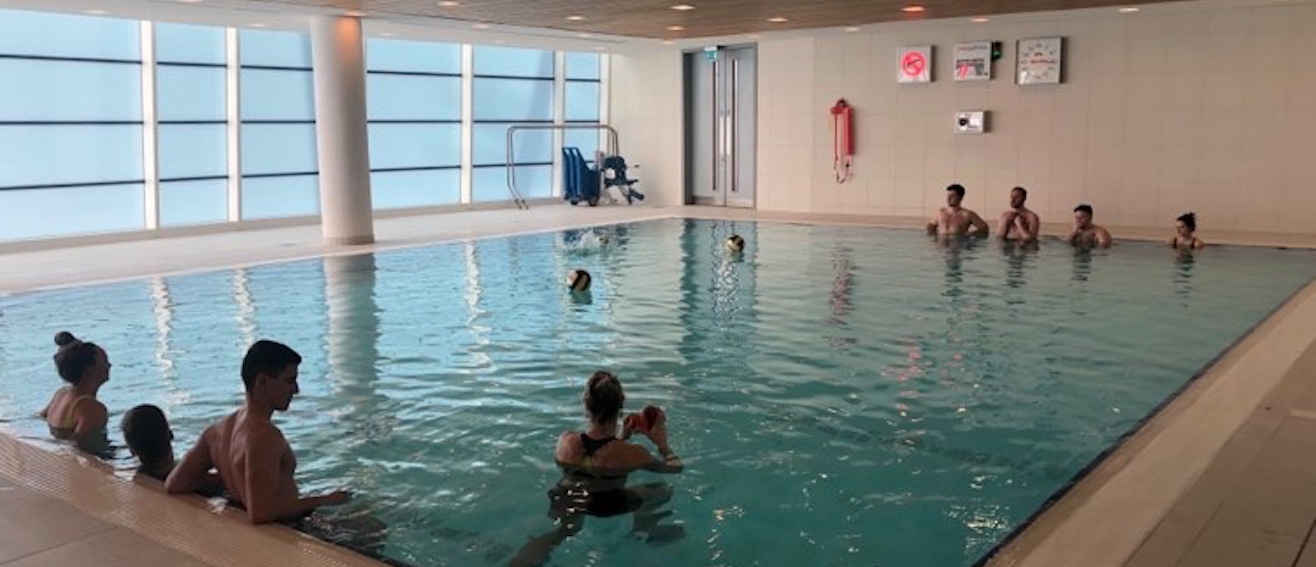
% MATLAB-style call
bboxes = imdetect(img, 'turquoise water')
[2,218,1314,567]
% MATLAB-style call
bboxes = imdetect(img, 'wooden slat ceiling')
[237,0,1192,38]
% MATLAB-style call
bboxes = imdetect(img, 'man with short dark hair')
[927,184,990,237]
[1066,204,1112,248]
[998,186,1041,244]
[166,340,350,523]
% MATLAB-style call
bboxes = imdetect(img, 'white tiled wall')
[790,2,1316,234]
[612,1,1316,235]
[609,48,685,207]
[757,38,817,212]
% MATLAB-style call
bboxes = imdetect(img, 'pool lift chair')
[505,124,641,209]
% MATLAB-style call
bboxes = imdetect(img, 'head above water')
[567,269,592,292]
[583,370,624,425]
[1176,212,1197,234]
[1010,186,1028,209]
[946,184,966,207]
[121,404,173,464]
[52,331,109,386]
[726,234,745,252]
[1073,204,1095,228]
[241,340,302,410]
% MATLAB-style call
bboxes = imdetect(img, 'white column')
[552,51,565,198]
[140,21,159,230]
[226,27,242,222]
[310,15,374,246]
[460,44,473,204]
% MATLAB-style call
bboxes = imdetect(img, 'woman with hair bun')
[1169,212,1205,250]
[510,371,684,566]
[40,331,112,451]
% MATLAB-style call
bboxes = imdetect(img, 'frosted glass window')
[366,75,460,121]
[564,82,601,122]
[473,165,550,202]
[368,124,461,169]
[155,23,225,64]
[0,10,139,60]
[240,69,314,121]
[564,129,601,161]
[241,124,317,175]
[239,29,310,68]
[160,179,227,227]
[0,125,142,187]
[366,39,460,74]
[371,169,460,210]
[472,78,553,121]
[0,59,141,121]
[0,184,144,240]
[158,124,227,179]
[473,125,551,166]
[564,52,601,80]
[157,66,226,122]
[241,175,319,219]
[473,46,552,78]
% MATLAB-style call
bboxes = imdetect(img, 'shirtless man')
[927,184,990,237]
[997,186,1041,244]
[1065,204,1112,249]
[166,340,349,523]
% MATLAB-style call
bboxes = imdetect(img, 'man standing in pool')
[997,186,1040,244]
[166,340,351,523]
[1065,204,1113,249]
[927,184,990,238]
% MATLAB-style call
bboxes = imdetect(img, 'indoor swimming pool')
[2,218,1314,567]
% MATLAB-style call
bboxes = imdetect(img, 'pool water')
[1,218,1314,567]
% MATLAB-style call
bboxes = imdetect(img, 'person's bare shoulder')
[554,431,578,462]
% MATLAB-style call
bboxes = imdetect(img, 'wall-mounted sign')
[954,41,992,81]
[897,46,932,83]
[1017,37,1063,85]
[955,111,987,134]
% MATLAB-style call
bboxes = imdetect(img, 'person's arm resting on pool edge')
[242,432,350,524]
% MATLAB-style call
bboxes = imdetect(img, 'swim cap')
[726,234,745,252]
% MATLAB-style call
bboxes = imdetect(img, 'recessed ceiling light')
[576,33,593,38]
[844,26,860,32]
[671,4,695,10]
[971,17,989,22]
[748,33,761,39]
[177,0,203,3]
[593,46,605,50]
[250,23,266,27]
[667,25,685,31]
[494,40,506,44]
[1118,6,1140,12]
[661,40,675,45]
[766,16,788,22]
[85,9,108,14]
[345,10,365,17]
[472,23,489,29]
[902,5,926,12]
[381,32,396,37]
[437,1,460,6]
[566,15,586,21]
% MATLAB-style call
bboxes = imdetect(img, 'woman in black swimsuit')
[510,371,684,566]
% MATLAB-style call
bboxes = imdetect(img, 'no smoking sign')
[897,46,932,83]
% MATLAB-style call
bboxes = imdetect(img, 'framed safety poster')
[1017,37,1063,85]
[897,45,932,83]
[954,41,992,81]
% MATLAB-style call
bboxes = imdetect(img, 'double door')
[685,46,756,208]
